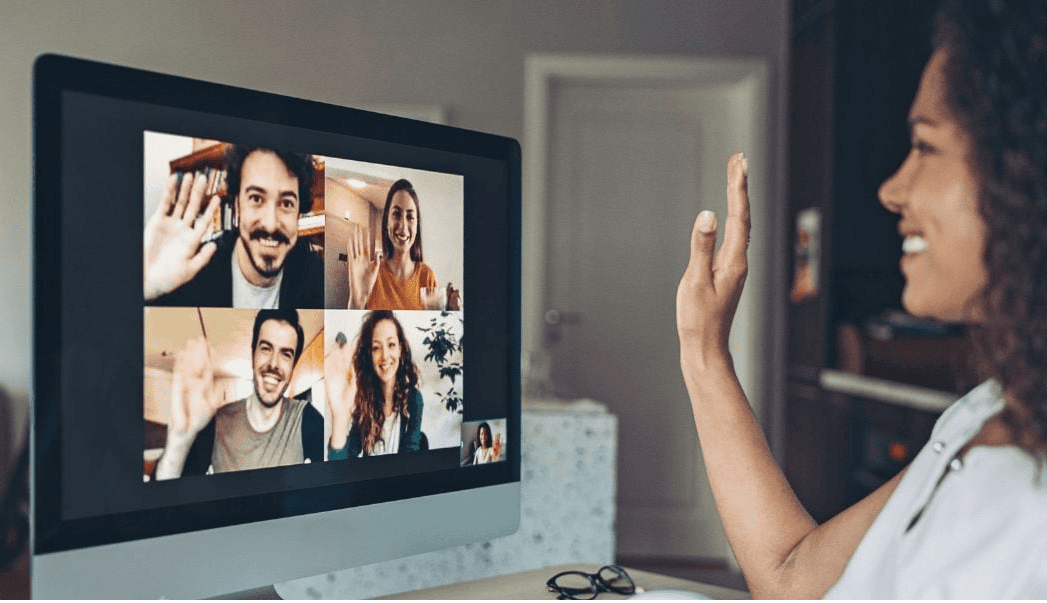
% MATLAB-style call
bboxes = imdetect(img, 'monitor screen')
[32,54,520,598]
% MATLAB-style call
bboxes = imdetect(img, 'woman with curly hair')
[325,311,423,458]
[471,422,494,464]
[676,0,1047,598]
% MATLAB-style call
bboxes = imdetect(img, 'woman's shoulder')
[417,262,437,284]
[929,379,1005,443]
[958,445,1047,502]
[408,388,424,406]
[377,260,395,278]
[907,446,1047,596]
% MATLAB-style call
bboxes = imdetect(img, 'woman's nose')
[879,164,906,214]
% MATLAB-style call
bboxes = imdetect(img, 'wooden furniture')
[835,322,976,394]
[378,564,749,600]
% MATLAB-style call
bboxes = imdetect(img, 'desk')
[378,564,749,600]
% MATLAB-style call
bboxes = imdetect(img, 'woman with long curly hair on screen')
[326,310,424,458]
[676,0,1047,597]
[471,422,494,464]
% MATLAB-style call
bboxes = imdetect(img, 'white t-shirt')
[360,412,401,457]
[231,252,282,309]
[474,446,494,464]
[826,379,1047,598]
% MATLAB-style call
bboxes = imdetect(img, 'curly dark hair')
[933,0,1047,449]
[225,144,315,214]
[476,421,492,449]
[380,178,424,262]
[352,310,419,455]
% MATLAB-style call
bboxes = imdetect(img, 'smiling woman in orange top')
[347,179,438,310]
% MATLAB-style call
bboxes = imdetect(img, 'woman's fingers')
[325,340,354,382]
[687,210,719,287]
[677,153,752,352]
[717,153,751,279]
[350,223,372,261]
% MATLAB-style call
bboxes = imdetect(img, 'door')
[523,56,770,562]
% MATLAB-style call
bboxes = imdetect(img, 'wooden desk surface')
[377,564,750,600]
[2,559,751,600]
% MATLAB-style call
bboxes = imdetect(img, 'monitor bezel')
[32,53,521,557]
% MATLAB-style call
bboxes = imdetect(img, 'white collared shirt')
[826,380,1047,598]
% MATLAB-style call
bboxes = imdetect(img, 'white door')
[523,56,770,562]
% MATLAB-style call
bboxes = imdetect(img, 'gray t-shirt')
[211,395,307,473]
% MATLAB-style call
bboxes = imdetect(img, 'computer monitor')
[31,54,521,599]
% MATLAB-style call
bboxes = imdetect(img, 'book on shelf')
[298,214,325,230]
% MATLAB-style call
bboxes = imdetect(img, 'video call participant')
[154,309,323,479]
[676,1,1047,597]
[144,145,323,309]
[347,179,449,310]
[470,422,495,464]
[324,311,424,458]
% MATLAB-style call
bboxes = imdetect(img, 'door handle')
[544,309,582,345]
[544,309,582,326]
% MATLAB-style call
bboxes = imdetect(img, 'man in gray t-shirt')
[155,309,322,479]
[211,394,311,473]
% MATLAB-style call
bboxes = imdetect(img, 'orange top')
[365,261,437,310]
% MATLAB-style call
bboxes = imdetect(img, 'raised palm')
[676,153,751,363]
[346,222,381,308]
[169,336,222,437]
[144,171,220,300]
[324,334,357,449]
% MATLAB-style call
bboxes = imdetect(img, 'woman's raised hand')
[347,222,381,308]
[676,153,751,368]
[324,333,357,451]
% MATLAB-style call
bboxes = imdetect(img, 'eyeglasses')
[546,565,637,600]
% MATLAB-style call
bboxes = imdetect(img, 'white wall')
[0,0,789,450]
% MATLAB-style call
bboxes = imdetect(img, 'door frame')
[522,53,778,393]
[522,54,785,561]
